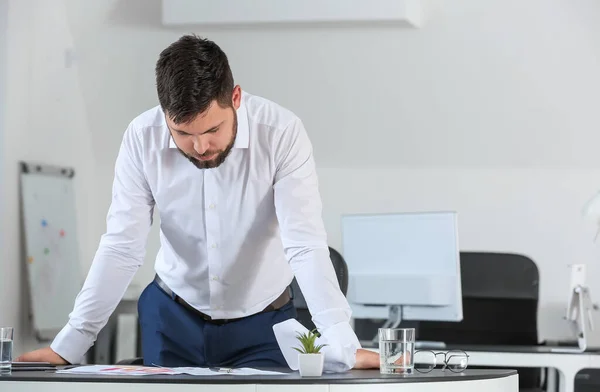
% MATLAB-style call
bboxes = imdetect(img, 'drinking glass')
[0,327,14,374]
[378,328,415,374]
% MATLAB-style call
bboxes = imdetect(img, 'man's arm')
[272,118,378,370]
[17,124,155,364]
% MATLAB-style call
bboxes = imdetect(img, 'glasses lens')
[446,350,468,372]
[414,350,436,373]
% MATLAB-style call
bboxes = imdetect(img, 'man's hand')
[15,346,69,365]
[353,348,380,369]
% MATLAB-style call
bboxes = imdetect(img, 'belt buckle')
[201,312,229,325]
[209,317,229,325]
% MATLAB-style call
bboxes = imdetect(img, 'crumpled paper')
[272,318,359,373]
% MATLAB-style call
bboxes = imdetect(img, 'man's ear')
[232,85,242,110]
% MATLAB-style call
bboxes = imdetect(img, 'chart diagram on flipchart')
[20,163,82,340]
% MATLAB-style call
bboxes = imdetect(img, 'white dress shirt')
[51,91,361,366]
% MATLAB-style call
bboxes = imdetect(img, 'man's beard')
[178,112,237,169]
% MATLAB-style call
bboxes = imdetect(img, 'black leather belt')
[153,274,291,325]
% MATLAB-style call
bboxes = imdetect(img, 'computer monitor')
[341,211,463,332]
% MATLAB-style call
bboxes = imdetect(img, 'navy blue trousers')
[137,280,297,368]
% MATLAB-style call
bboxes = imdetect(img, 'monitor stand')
[371,305,403,346]
[551,283,595,353]
[551,264,600,353]
[367,305,448,349]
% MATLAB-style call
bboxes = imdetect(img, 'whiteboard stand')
[19,161,83,341]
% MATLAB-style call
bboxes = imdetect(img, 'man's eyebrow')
[171,120,225,135]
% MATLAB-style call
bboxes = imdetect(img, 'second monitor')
[341,211,463,332]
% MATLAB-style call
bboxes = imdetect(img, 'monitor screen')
[341,211,463,323]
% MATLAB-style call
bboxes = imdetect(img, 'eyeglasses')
[413,350,469,373]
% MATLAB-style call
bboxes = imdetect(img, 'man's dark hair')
[156,34,234,124]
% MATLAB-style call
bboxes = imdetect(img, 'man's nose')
[193,137,209,155]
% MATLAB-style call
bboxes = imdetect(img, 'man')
[17,35,379,369]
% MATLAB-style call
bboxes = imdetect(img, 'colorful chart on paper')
[56,365,286,376]
[20,162,82,340]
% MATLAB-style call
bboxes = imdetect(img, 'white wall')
[4,0,600,353]
[0,0,7,336]
[0,0,28,353]
[2,0,103,354]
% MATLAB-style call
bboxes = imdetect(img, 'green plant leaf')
[293,329,329,354]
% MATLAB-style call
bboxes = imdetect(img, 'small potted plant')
[293,329,327,377]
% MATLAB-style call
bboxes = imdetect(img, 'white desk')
[368,344,600,392]
[456,345,600,392]
[0,368,517,392]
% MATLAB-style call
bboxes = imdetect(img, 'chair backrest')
[329,247,349,296]
[417,251,539,344]
[417,252,541,389]
[291,246,348,330]
[459,252,539,300]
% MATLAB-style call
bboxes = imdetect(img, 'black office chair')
[417,252,542,392]
[352,251,542,392]
[116,246,348,365]
[291,246,349,332]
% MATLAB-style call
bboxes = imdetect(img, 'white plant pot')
[298,353,324,377]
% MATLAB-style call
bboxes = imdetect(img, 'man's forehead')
[166,110,226,133]
[167,99,223,120]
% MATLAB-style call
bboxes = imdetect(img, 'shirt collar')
[168,95,249,149]
[233,96,249,149]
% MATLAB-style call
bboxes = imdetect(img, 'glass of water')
[0,327,13,374]
[378,328,415,374]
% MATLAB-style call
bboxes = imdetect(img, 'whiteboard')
[19,161,83,341]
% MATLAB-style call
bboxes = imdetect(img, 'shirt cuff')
[319,321,362,372]
[272,318,361,373]
[50,324,95,364]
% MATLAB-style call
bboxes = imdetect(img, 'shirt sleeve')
[50,124,155,364]
[272,118,361,370]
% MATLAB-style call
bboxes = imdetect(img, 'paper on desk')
[57,365,182,376]
[272,318,359,373]
[57,365,286,377]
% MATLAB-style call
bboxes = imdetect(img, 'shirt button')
[211,243,218,249]
[212,275,219,281]
[208,203,216,209]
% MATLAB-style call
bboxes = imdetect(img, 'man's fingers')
[13,347,67,365]
[393,352,412,365]
[15,350,38,362]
